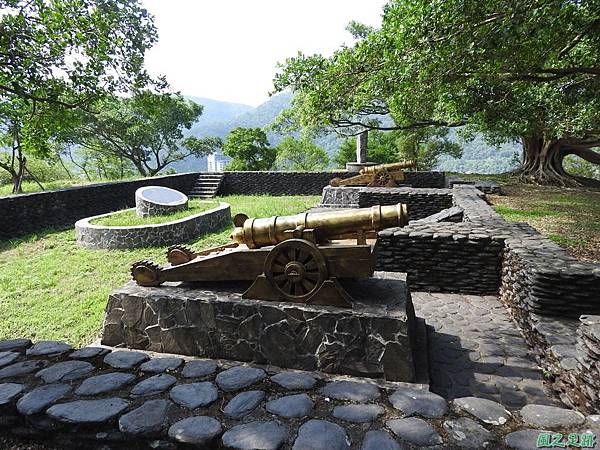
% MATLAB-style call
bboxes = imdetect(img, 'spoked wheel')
[372,169,392,186]
[265,239,327,302]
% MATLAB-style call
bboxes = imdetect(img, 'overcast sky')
[141,0,387,107]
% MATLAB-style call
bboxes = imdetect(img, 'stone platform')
[102,272,417,382]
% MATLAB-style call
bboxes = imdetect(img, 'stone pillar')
[356,131,368,164]
[346,130,377,172]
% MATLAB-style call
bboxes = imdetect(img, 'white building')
[207,153,231,172]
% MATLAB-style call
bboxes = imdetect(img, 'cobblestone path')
[413,292,561,408]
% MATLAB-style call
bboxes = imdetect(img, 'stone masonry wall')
[218,171,445,196]
[0,173,198,239]
[75,203,231,250]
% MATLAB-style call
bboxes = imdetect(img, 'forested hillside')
[176,93,520,173]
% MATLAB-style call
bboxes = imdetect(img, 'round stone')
[0,383,26,405]
[0,339,31,352]
[224,390,265,419]
[0,360,47,379]
[505,429,552,450]
[443,417,492,449]
[520,404,585,428]
[266,393,313,418]
[453,396,511,425]
[104,351,149,369]
[333,404,384,423]
[387,417,443,446]
[182,360,218,378]
[389,386,448,418]
[47,398,129,423]
[70,347,110,359]
[26,341,72,357]
[131,374,177,397]
[168,416,222,445]
[119,399,170,435]
[169,382,218,409]
[361,430,402,450]
[36,361,94,383]
[140,357,183,373]
[292,419,350,450]
[215,366,266,392]
[271,372,317,390]
[0,352,19,368]
[75,372,136,396]
[321,381,380,402]
[222,421,288,450]
[17,384,72,415]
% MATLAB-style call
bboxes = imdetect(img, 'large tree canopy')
[274,0,600,185]
[0,0,158,192]
[68,92,221,177]
[222,128,276,171]
[0,0,157,108]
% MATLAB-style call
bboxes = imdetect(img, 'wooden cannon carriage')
[130,204,408,308]
[330,161,417,187]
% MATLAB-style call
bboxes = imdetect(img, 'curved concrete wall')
[75,202,231,249]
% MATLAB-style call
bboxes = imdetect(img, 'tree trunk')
[518,135,600,186]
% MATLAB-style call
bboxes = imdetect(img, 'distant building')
[207,153,231,172]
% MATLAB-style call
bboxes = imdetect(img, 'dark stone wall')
[0,173,198,239]
[376,222,505,294]
[218,171,348,196]
[357,188,453,220]
[218,171,446,196]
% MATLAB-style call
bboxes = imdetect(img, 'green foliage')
[69,92,221,176]
[223,128,276,171]
[275,137,329,171]
[0,195,320,344]
[334,129,462,170]
[0,0,157,108]
[564,153,600,180]
[0,0,158,192]
[273,0,600,181]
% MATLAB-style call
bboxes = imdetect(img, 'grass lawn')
[0,179,99,197]
[0,195,320,346]
[91,199,220,227]
[463,173,600,261]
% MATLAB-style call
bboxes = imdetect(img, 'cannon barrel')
[231,204,408,249]
[359,160,416,175]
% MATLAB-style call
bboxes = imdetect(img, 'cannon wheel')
[265,239,327,302]
[371,168,393,186]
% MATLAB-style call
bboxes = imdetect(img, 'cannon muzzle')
[359,160,416,175]
[231,204,408,249]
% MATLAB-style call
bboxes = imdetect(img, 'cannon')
[330,161,417,187]
[131,204,408,308]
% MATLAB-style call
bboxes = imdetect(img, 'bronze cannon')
[330,160,417,187]
[131,204,408,308]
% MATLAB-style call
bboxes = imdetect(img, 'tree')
[273,0,600,186]
[0,0,158,192]
[222,128,276,171]
[334,129,462,170]
[70,92,221,177]
[275,137,329,171]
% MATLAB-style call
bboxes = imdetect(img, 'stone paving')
[0,338,598,449]
[412,292,561,409]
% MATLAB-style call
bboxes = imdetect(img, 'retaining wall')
[0,173,198,239]
[75,202,231,249]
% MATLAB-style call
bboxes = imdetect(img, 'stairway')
[189,173,224,198]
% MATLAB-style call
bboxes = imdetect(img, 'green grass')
[489,184,600,261]
[90,200,220,227]
[0,179,95,197]
[0,195,320,346]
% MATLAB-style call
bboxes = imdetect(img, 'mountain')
[172,93,520,174]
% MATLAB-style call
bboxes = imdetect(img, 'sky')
[141,0,387,107]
